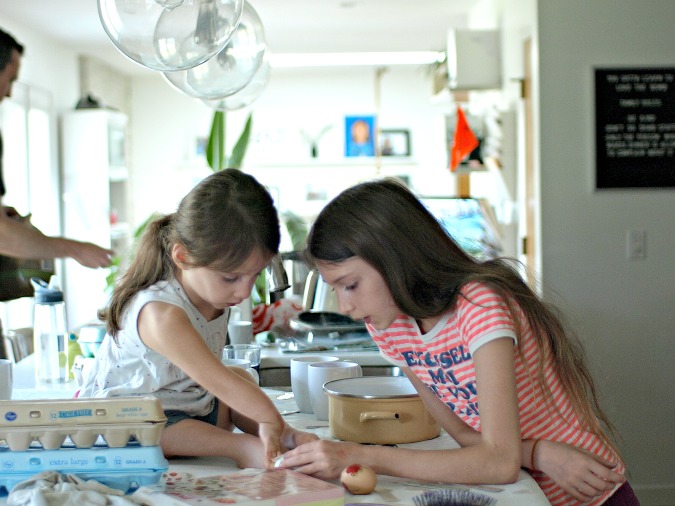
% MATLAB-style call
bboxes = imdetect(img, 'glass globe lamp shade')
[202,57,270,111]
[98,0,244,71]
[162,1,266,100]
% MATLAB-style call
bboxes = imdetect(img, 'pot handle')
[359,411,400,423]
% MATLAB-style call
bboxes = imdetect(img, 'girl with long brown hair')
[81,169,316,468]
[279,178,638,505]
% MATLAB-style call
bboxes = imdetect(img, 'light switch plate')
[626,229,647,259]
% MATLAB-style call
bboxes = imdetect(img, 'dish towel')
[7,471,137,506]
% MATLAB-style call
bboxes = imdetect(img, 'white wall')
[537,1,674,503]
[0,18,80,113]
[129,66,473,225]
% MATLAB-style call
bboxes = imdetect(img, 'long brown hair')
[100,169,280,338]
[305,177,620,455]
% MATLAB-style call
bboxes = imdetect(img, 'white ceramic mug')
[308,361,362,421]
[228,320,253,345]
[0,358,13,400]
[222,358,259,384]
[290,356,340,413]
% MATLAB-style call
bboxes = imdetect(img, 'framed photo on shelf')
[379,129,411,157]
[345,115,376,157]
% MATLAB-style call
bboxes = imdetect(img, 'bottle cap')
[31,277,64,304]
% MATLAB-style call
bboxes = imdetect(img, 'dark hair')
[0,28,24,71]
[305,177,620,456]
[101,169,280,337]
[306,178,477,317]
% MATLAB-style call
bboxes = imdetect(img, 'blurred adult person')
[0,28,112,269]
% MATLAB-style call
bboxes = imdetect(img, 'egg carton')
[0,396,166,426]
[0,421,166,451]
[0,440,168,495]
[0,396,166,451]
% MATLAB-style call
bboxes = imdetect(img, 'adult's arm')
[0,206,112,268]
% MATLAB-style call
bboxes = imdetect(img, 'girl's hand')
[534,440,624,502]
[257,422,318,469]
[281,425,319,449]
[257,421,285,470]
[277,439,361,479]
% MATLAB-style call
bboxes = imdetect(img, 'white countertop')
[4,358,549,505]
[164,392,549,505]
[11,354,79,399]
[261,339,390,369]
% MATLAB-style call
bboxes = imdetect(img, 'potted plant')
[206,111,253,171]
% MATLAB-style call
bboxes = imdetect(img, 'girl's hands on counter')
[259,423,319,470]
[534,440,624,502]
[281,425,319,448]
[257,420,285,470]
[277,439,364,479]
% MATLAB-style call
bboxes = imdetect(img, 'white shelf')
[249,157,418,169]
[109,166,129,182]
[61,109,130,328]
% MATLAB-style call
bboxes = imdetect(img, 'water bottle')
[31,276,68,383]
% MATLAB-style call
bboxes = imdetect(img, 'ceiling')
[0,0,477,75]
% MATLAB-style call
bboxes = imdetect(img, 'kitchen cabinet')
[61,109,130,329]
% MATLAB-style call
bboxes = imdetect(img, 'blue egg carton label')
[52,409,93,419]
[0,442,168,495]
[0,397,166,426]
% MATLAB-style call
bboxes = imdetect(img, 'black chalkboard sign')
[595,68,675,188]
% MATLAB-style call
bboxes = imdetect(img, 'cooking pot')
[323,376,440,445]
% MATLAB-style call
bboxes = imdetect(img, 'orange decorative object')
[450,105,479,171]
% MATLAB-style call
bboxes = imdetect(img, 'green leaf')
[228,113,253,169]
[252,270,266,305]
[206,111,226,171]
[281,211,308,250]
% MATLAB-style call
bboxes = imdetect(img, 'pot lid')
[290,311,366,334]
[323,376,419,399]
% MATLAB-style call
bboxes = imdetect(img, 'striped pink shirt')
[369,282,624,505]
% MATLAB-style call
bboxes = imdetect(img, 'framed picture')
[379,129,411,157]
[345,115,376,157]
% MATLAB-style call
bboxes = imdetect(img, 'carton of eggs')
[0,397,166,451]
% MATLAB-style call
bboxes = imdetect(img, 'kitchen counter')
[10,354,78,399]
[162,395,550,505]
[11,331,394,391]
[4,366,549,505]
[259,333,397,387]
